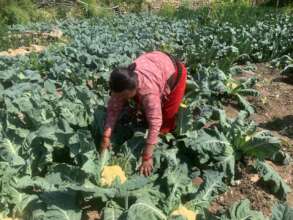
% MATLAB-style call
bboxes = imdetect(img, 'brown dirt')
[1,28,65,56]
[250,63,293,208]
[211,63,293,217]
[149,0,210,10]
[209,167,278,216]
[3,218,21,220]
[8,28,63,40]
[0,44,46,57]
[224,104,239,118]
[86,211,101,220]
[251,63,293,155]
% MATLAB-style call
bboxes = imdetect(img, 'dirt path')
[251,63,293,208]
[0,44,46,57]
[150,0,209,9]
[210,63,293,217]
[252,64,293,155]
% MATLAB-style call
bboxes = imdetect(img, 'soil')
[149,0,210,10]
[86,211,101,220]
[0,44,46,57]
[209,166,278,216]
[0,28,64,54]
[251,63,293,156]
[211,63,293,217]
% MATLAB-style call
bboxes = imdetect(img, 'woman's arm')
[140,93,162,176]
[101,96,125,151]
[141,93,162,146]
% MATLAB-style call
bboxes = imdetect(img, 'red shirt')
[104,51,176,145]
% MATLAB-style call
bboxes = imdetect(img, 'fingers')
[140,165,144,176]
[146,167,151,176]
[143,167,149,176]
[139,163,153,176]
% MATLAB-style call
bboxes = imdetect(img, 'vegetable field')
[0,11,293,220]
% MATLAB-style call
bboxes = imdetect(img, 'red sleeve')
[140,93,162,145]
[104,96,125,137]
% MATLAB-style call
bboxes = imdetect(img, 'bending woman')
[100,51,187,176]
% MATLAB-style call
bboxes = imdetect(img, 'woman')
[100,51,187,176]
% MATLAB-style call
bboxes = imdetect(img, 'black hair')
[109,63,138,92]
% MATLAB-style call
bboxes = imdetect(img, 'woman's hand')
[140,158,153,176]
[139,144,154,176]
[100,136,111,152]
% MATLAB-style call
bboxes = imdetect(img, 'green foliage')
[0,9,292,220]
[158,3,177,17]
[185,66,259,114]
[180,110,281,183]
[3,3,30,24]
[271,55,293,77]
[271,203,293,220]
[78,0,112,17]
[0,0,38,25]
[254,160,291,200]
[220,199,267,220]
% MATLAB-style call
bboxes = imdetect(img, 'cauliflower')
[245,135,252,142]
[100,165,127,186]
[171,205,197,220]
[227,81,238,90]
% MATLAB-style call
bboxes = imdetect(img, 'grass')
[0,1,292,52]
[160,1,292,27]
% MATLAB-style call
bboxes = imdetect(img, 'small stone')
[250,174,260,183]
[235,180,241,185]
[87,210,101,220]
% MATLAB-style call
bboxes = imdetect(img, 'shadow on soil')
[258,115,293,138]
[272,76,293,85]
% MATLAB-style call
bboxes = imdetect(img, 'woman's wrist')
[142,144,154,160]
[142,154,153,161]
[103,128,112,139]
[103,134,111,139]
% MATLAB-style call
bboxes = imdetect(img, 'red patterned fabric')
[160,62,187,133]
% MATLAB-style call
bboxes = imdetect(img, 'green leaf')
[102,201,124,220]
[254,160,291,200]
[191,171,227,209]
[236,94,254,115]
[127,199,168,220]
[220,199,267,220]
[0,138,25,166]
[281,64,293,76]
[270,151,292,165]
[161,164,193,213]
[186,130,230,165]
[241,131,280,159]
[271,203,293,220]
[40,191,82,220]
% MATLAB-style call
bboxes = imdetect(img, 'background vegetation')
[0,0,292,26]
[0,0,292,51]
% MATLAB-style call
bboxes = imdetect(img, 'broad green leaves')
[220,199,267,220]
[181,110,280,183]
[127,199,168,220]
[254,160,291,200]
[0,138,25,166]
[271,203,293,220]
[272,55,293,77]
[0,11,292,220]
[102,202,124,220]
